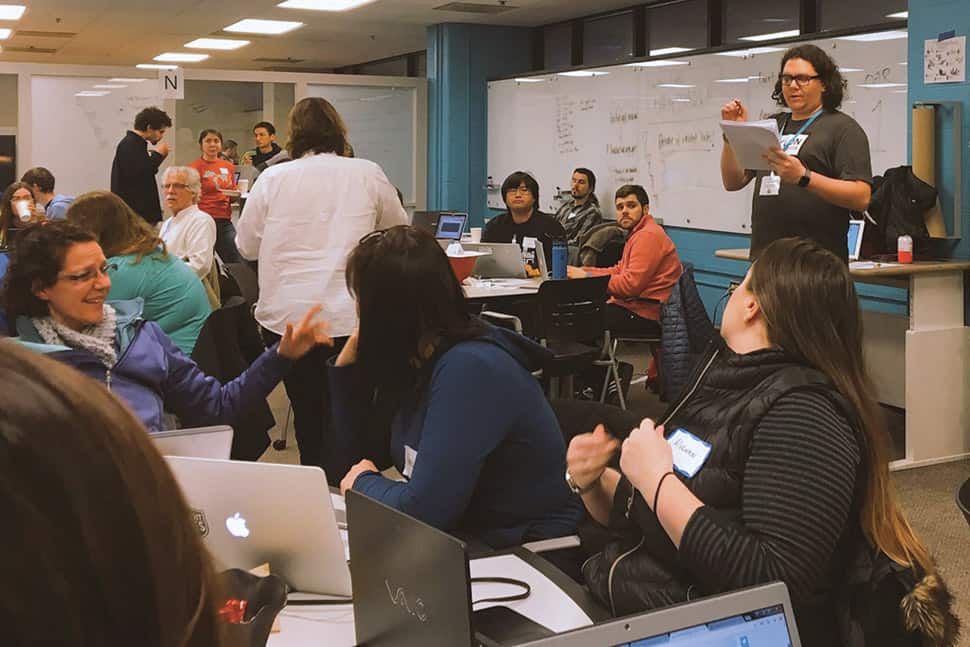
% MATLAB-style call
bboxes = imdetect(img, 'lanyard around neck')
[781,109,823,153]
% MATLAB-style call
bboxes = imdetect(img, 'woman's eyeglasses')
[59,263,117,284]
[780,74,820,87]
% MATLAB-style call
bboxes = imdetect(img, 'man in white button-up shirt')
[158,166,217,278]
[237,97,407,474]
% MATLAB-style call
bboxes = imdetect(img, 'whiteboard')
[306,84,416,204]
[31,75,164,198]
[487,31,909,233]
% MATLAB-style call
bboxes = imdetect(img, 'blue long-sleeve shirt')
[330,326,581,548]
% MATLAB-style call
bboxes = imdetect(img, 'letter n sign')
[160,68,184,100]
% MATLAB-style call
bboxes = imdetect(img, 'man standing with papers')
[719,44,872,262]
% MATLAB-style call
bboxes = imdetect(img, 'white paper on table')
[720,119,781,171]
[469,554,593,634]
[924,36,966,84]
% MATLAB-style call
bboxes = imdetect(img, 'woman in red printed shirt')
[190,128,240,262]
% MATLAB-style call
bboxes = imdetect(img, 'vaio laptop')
[462,242,528,279]
[347,491,554,647]
[517,581,801,647]
[152,425,233,460]
[847,219,866,261]
[166,457,351,596]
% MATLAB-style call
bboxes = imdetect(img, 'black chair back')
[224,262,259,306]
[549,399,641,446]
[536,276,610,345]
[958,478,970,530]
[191,296,273,460]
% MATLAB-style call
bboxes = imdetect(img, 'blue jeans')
[214,219,241,263]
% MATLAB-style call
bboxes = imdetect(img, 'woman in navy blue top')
[333,226,580,548]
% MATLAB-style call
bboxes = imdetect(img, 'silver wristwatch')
[565,469,598,495]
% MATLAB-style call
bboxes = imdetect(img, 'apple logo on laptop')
[226,512,250,538]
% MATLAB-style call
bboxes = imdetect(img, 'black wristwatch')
[797,167,812,187]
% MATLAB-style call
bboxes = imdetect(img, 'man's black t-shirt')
[252,143,282,168]
[482,210,566,266]
[749,110,872,263]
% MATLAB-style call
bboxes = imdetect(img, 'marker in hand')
[720,99,748,123]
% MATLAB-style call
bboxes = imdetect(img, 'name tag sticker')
[403,445,418,479]
[780,133,808,155]
[667,428,712,479]
[522,236,538,250]
[759,174,781,197]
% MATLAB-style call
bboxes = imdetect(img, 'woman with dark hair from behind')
[569,238,959,646]
[719,44,872,262]
[67,190,211,355]
[236,96,407,474]
[0,341,224,646]
[335,226,581,548]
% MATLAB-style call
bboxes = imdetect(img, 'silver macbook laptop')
[152,426,233,460]
[462,242,528,279]
[166,457,352,596]
[847,219,865,261]
[517,581,800,646]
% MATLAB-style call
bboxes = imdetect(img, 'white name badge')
[667,428,712,479]
[780,133,808,155]
[403,445,418,479]
[760,174,781,197]
[522,236,538,251]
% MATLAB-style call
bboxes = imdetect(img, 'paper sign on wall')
[924,36,966,84]
[159,67,184,99]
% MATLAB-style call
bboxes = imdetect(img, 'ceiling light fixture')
[837,30,907,42]
[277,0,377,9]
[136,63,178,70]
[0,28,11,39]
[185,38,250,50]
[649,46,694,56]
[739,29,800,42]
[0,5,26,20]
[626,60,689,68]
[154,52,209,63]
[224,19,304,35]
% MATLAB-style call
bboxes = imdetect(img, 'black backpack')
[866,166,937,255]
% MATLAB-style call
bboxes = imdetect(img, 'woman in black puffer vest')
[567,238,959,647]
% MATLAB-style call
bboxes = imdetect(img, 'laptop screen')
[435,213,467,240]
[614,604,792,647]
[847,220,864,260]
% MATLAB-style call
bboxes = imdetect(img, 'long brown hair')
[287,97,348,159]
[67,190,167,262]
[0,340,224,645]
[0,181,35,247]
[749,238,932,575]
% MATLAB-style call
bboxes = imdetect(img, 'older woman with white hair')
[158,166,216,279]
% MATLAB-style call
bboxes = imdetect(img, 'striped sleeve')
[678,390,861,599]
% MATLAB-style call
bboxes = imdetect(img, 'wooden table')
[716,249,970,470]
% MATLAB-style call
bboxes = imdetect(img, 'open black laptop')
[346,491,554,647]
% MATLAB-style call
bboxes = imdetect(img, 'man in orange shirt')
[567,185,681,336]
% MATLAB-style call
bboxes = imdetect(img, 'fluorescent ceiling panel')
[277,0,377,9]
[154,52,209,62]
[0,5,26,20]
[224,19,304,35]
[185,38,250,50]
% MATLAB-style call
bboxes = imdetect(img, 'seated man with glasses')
[483,171,566,274]
[719,44,872,262]
[159,167,217,280]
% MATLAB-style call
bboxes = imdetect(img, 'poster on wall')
[924,36,966,84]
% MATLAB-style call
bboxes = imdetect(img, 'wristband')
[653,471,677,514]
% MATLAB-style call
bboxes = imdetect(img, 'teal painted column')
[427,23,532,225]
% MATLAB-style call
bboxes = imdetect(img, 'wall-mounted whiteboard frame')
[0,62,426,209]
[487,31,908,233]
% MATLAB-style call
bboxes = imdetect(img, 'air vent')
[434,2,518,14]
[14,30,77,38]
[253,56,306,64]
[3,45,59,53]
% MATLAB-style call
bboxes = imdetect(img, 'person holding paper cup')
[0,181,47,250]
[720,44,872,263]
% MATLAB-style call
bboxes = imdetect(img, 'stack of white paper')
[720,120,781,171]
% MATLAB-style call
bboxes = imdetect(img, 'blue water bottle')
[551,238,567,280]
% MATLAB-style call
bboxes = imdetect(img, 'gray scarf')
[33,304,118,368]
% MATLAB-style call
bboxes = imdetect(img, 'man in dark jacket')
[111,106,172,224]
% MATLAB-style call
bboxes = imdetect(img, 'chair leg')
[600,338,627,410]
[273,404,292,451]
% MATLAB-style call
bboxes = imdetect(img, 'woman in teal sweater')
[67,191,210,355]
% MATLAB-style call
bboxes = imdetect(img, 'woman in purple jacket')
[3,222,331,432]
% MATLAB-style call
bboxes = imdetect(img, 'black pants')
[605,303,661,337]
[214,218,242,263]
[262,328,347,484]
